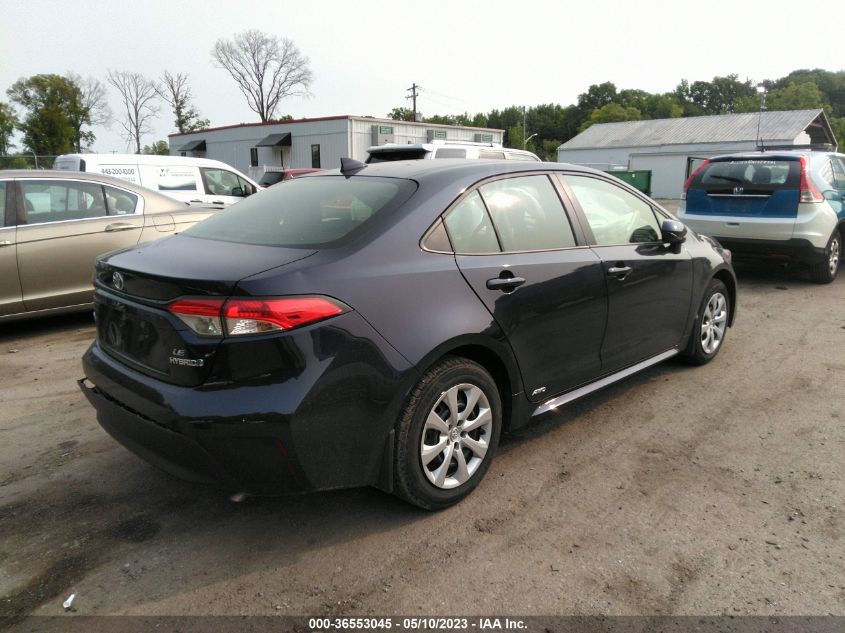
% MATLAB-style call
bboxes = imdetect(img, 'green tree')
[0,102,18,155]
[679,74,756,114]
[6,74,85,155]
[767,81,826,111]
[578,103,642,132]
[773,69,845,117]
[142,139,170,155]
[541,139,562,162]
[388,106,412,121]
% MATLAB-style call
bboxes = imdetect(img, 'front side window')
[201,168,243,197]
[479,175,576,251]
[20,180,108,224]
[185,176,417,248]
[443,191,500,254]
[564,175,661,246]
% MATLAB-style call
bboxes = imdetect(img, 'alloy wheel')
[700,292,728,355]
[829,235,840,275]
[420,383,492,489]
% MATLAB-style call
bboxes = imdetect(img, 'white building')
[556,109,837,199]
[169,115,504,180]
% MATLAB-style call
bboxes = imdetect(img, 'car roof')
[709,149,843,161]
[308,158,604,185]
[0,169,190,205]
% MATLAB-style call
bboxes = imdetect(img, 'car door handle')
[486,276,526,291]
[607,265,632,280]
[211,200,225,205]
[189,199,203,203]
[104,222,136,232]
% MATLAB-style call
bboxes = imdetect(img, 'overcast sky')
[1,0,843,153]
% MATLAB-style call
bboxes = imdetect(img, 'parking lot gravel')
[0,262,843,623]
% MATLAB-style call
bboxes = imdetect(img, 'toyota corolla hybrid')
[80,159,736,509]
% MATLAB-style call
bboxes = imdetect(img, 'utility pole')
[406,83,420,122]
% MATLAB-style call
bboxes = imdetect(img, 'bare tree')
[211,30,313,122]
[66,72,112,152]
[156,71,209,133]
[106,70,160,153]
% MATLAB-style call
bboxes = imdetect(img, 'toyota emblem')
[112,271,125,291]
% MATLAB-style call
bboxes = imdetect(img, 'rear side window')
[104,186,138,215]
[692,159,801,194]
[20,180,108,223]
[479,175,576,251]
[184,176,417,248]
[444,191,500,254]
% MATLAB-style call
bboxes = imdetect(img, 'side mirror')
[231,186,244,197]
[661,218,687,244]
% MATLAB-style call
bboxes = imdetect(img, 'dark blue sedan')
[80,159,736,509]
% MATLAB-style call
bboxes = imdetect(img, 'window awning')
[178,139,206,151]
[256,133,292,147]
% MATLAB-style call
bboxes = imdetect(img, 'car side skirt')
[532,348,679,417]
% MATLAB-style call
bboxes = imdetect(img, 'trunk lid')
[94,234,316,386]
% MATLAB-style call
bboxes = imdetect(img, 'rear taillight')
[168,298,225,336]
[799,156,823,203]
[681,160,710,201]
[168,296,348,337]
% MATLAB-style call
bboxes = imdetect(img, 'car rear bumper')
[708,237,827,264]
[80,312,414,494]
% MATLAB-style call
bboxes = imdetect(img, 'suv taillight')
[169,296,349,337]
[799,156,823,203]
[681,160,710,201]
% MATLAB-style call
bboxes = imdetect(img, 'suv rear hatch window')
[184,176,417,248]
[685,157,801,217]
[366,149,429,162]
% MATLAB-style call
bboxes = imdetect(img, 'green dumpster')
[605,170,652,196]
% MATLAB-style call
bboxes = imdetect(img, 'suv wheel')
[682,279,730,365]
[810,230,841,284]
[394,357,502,510]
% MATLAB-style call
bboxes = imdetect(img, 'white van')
[52,154,261,207]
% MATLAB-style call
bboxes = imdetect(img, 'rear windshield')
[184,176,417,248]
[692,159,801,195]
[366,149,428,163]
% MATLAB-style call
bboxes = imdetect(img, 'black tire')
[682,279,730,366]
[810,230,841,284]
[394,357,502,510]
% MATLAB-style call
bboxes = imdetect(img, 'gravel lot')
[1,261,843,624]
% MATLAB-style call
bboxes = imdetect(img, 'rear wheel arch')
[408,338,523,433]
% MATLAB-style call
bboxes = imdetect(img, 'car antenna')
[340,157,367,177]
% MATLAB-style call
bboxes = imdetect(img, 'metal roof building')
[557,109,837,198]
[169,115,504,181]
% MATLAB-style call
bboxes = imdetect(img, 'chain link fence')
[0,154,59,169]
